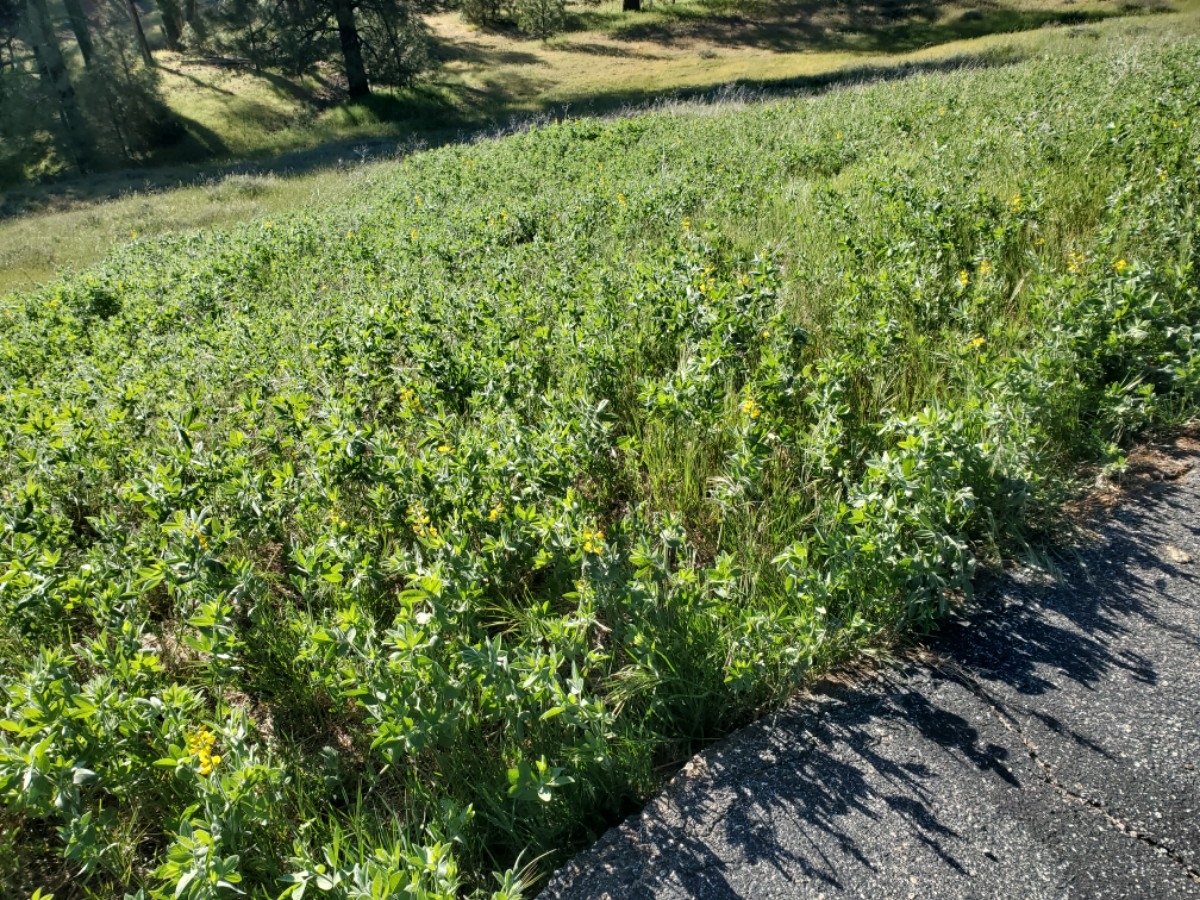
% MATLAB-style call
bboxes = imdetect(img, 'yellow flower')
[1114,258,1128,273]
[1067,251,1085,274]
[617,193,626,206]
[411,229,419,240]
[681,217,691,231]
[414,195,423,206]
[979,259,993,276]
[741,397,762,419]
[970,336,987,349]
[958,270,970,287]
[438,444,452,454]
[186,728,220,775]
[488,504,504,521]
[1009,193,1022,213]
[581,526,605,555]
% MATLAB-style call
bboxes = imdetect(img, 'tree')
[153,0,185,50]
[514,0,563,39]
[460,0,505,27]
[22,0,95,168]
[63,0,95,63]
[1,0,179,181]
[216,0,431,97]
[124,0,154,65]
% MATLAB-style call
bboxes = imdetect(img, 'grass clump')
[1,23,1199,900]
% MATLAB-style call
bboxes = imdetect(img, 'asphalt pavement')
[542,448,1200,899]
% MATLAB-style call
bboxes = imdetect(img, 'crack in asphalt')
[935,655,1200,885]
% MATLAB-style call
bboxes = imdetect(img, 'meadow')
[1,15,1199,900]
[1,0,1184,295]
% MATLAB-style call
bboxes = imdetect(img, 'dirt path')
[543,446,1200,898]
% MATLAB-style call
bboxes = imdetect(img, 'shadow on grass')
[575,0,1131,53]
[159,64,238,97]
[0,47,1019,221]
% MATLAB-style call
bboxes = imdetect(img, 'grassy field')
[1,12,1200,900]
[1,0,1190,294]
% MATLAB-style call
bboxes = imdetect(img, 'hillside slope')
[1,23,1199,899]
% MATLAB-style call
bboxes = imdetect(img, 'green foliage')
[1,27,1199,899]
[213,0,431,89]
[514,0,566,39]
[459,0,507,27]
[0,0,180,184]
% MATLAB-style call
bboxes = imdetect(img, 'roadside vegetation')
[1,14,1199,900]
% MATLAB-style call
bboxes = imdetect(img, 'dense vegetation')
[0,0,1157,186]
[1,24,1199,899]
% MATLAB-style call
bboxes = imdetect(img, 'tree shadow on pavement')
[544,446,1200,899]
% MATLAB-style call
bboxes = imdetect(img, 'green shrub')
[515,0,565,38]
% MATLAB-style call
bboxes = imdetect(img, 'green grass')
[1,17,1200,900]
[2,0,1190,294]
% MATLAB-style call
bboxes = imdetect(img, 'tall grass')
[0,24,1198,899]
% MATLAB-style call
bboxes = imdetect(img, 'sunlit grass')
[4,0,1195,295]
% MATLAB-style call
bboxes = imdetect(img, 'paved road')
[543,450,1200,899]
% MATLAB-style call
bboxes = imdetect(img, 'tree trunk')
[333,0,368,98]
[24,0,94,170]
[125,0,154,65]
[623,0,641,10]
[154,0,183,51]
[183,0,206,43]
[62,0,94,64]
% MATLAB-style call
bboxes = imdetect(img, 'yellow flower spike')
[681,217,691,231]
[979,259,993,276]
[958,270,970,287]
[1114,258,1128,273]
